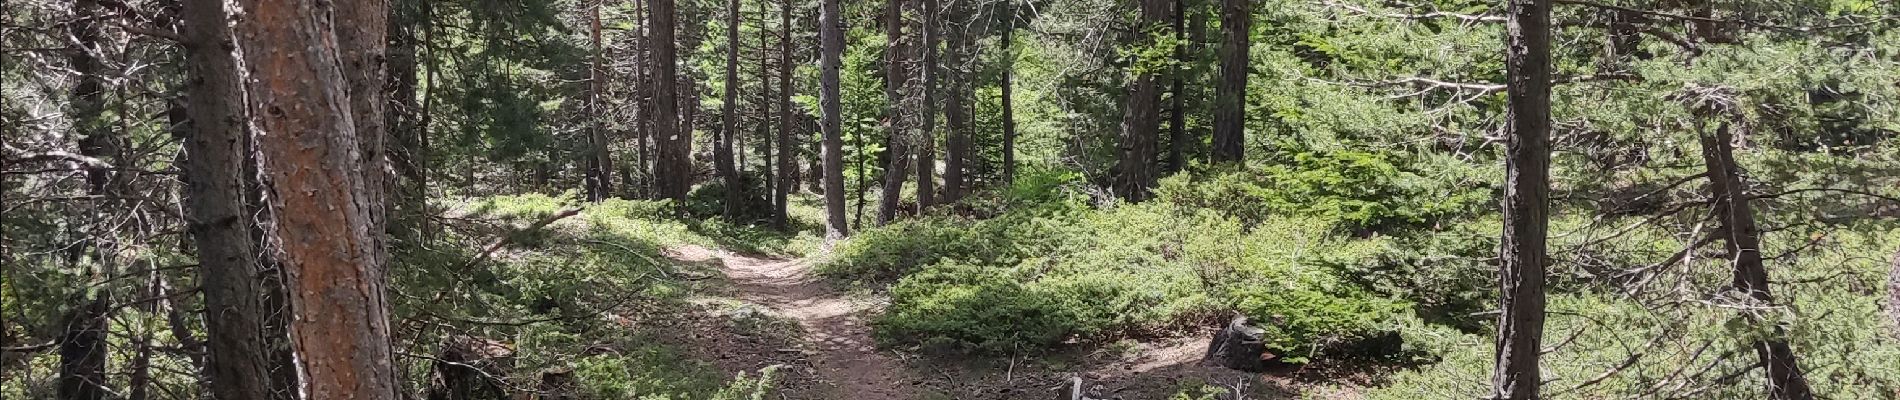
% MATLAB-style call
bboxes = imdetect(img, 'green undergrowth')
[385,191,818,398]
[822,167,1453,360]
[821,162,1900,398]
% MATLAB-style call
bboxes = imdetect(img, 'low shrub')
[870,201,1411,358]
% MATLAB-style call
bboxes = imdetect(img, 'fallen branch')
[461,207,584,269]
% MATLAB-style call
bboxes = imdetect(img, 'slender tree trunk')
[632,0,652,199]
[758,0,775,219]
[1166,0,1187,172]
[941,18,968,203]
[1210,0,1247,163]
[59,0,111,396]
[877,0,910,225]
[415,0,438,209]
[179,0,275,396]
[809,115,824,194]
[1490,0,1551,396]
[233,0,400,396]
[586,2,615,202]
[821,0,851,238]
[998,8,1017,185]
[1698,119,1814,400]
[719,0,744,217]
[915,0,939,212]
[775,0,796,228]
[652,0,690,209]
[388,0,429,238]
[1113,0,1167,202]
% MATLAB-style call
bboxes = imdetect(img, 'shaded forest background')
[3,0,1899,397]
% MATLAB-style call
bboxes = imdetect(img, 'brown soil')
[669,245,920,399]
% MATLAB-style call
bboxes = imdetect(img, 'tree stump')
[536,368,577,400]
[425,335,515,400]
[1202,316,1269,372]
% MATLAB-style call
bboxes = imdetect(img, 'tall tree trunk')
[652,0,690,209]
[233,0,400,397]
[821,0,851,238]
[1166,0,1187,172]
[877,0,910,225]
[941,18,968,203]
[1113,0,1167,202]
[719,0,744,217]
[59,0,111,397]
[1698,118,1814,400]
[179,0,275,396]
[914,0,939,212]
[998,8,1017,185]
[775,0,796,228]
[586,2,615,202]
[1490,0,1551,396]
[631,0,651,199]
[1210,0,1247,163]
[758,0,775,220]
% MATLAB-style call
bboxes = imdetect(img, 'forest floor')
[658,244,1382,399]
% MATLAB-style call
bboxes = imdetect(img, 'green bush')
[878,262,1074,352]
[870,201,1411,358]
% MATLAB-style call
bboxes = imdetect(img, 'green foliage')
[1158,150,1490,231]
[860,197,1412,358]
[818,168,1090,282]
[568,338,778,400]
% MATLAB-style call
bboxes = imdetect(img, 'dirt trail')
[668,245,917,399]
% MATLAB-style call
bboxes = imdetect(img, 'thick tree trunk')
[775,0,796,228]
[719,0,744,217]
[915,0,939,212]
[821,0,851,238]
[179,0,275,397]
[1113,0,1168,202]
[1490,0,1552,397]
[1210,0,1247,163]
[335,0,391,273]
[941,20,968,204]
[877,0,910,226]
[1698,119,1814,400]
[233,0,401,396]
[652,0,690,209]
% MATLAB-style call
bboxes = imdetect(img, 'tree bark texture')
[233,0,401,396]
[1210,0,1248,163]
[1490,0,1552,396]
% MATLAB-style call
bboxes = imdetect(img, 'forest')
[1,0,1897,397]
